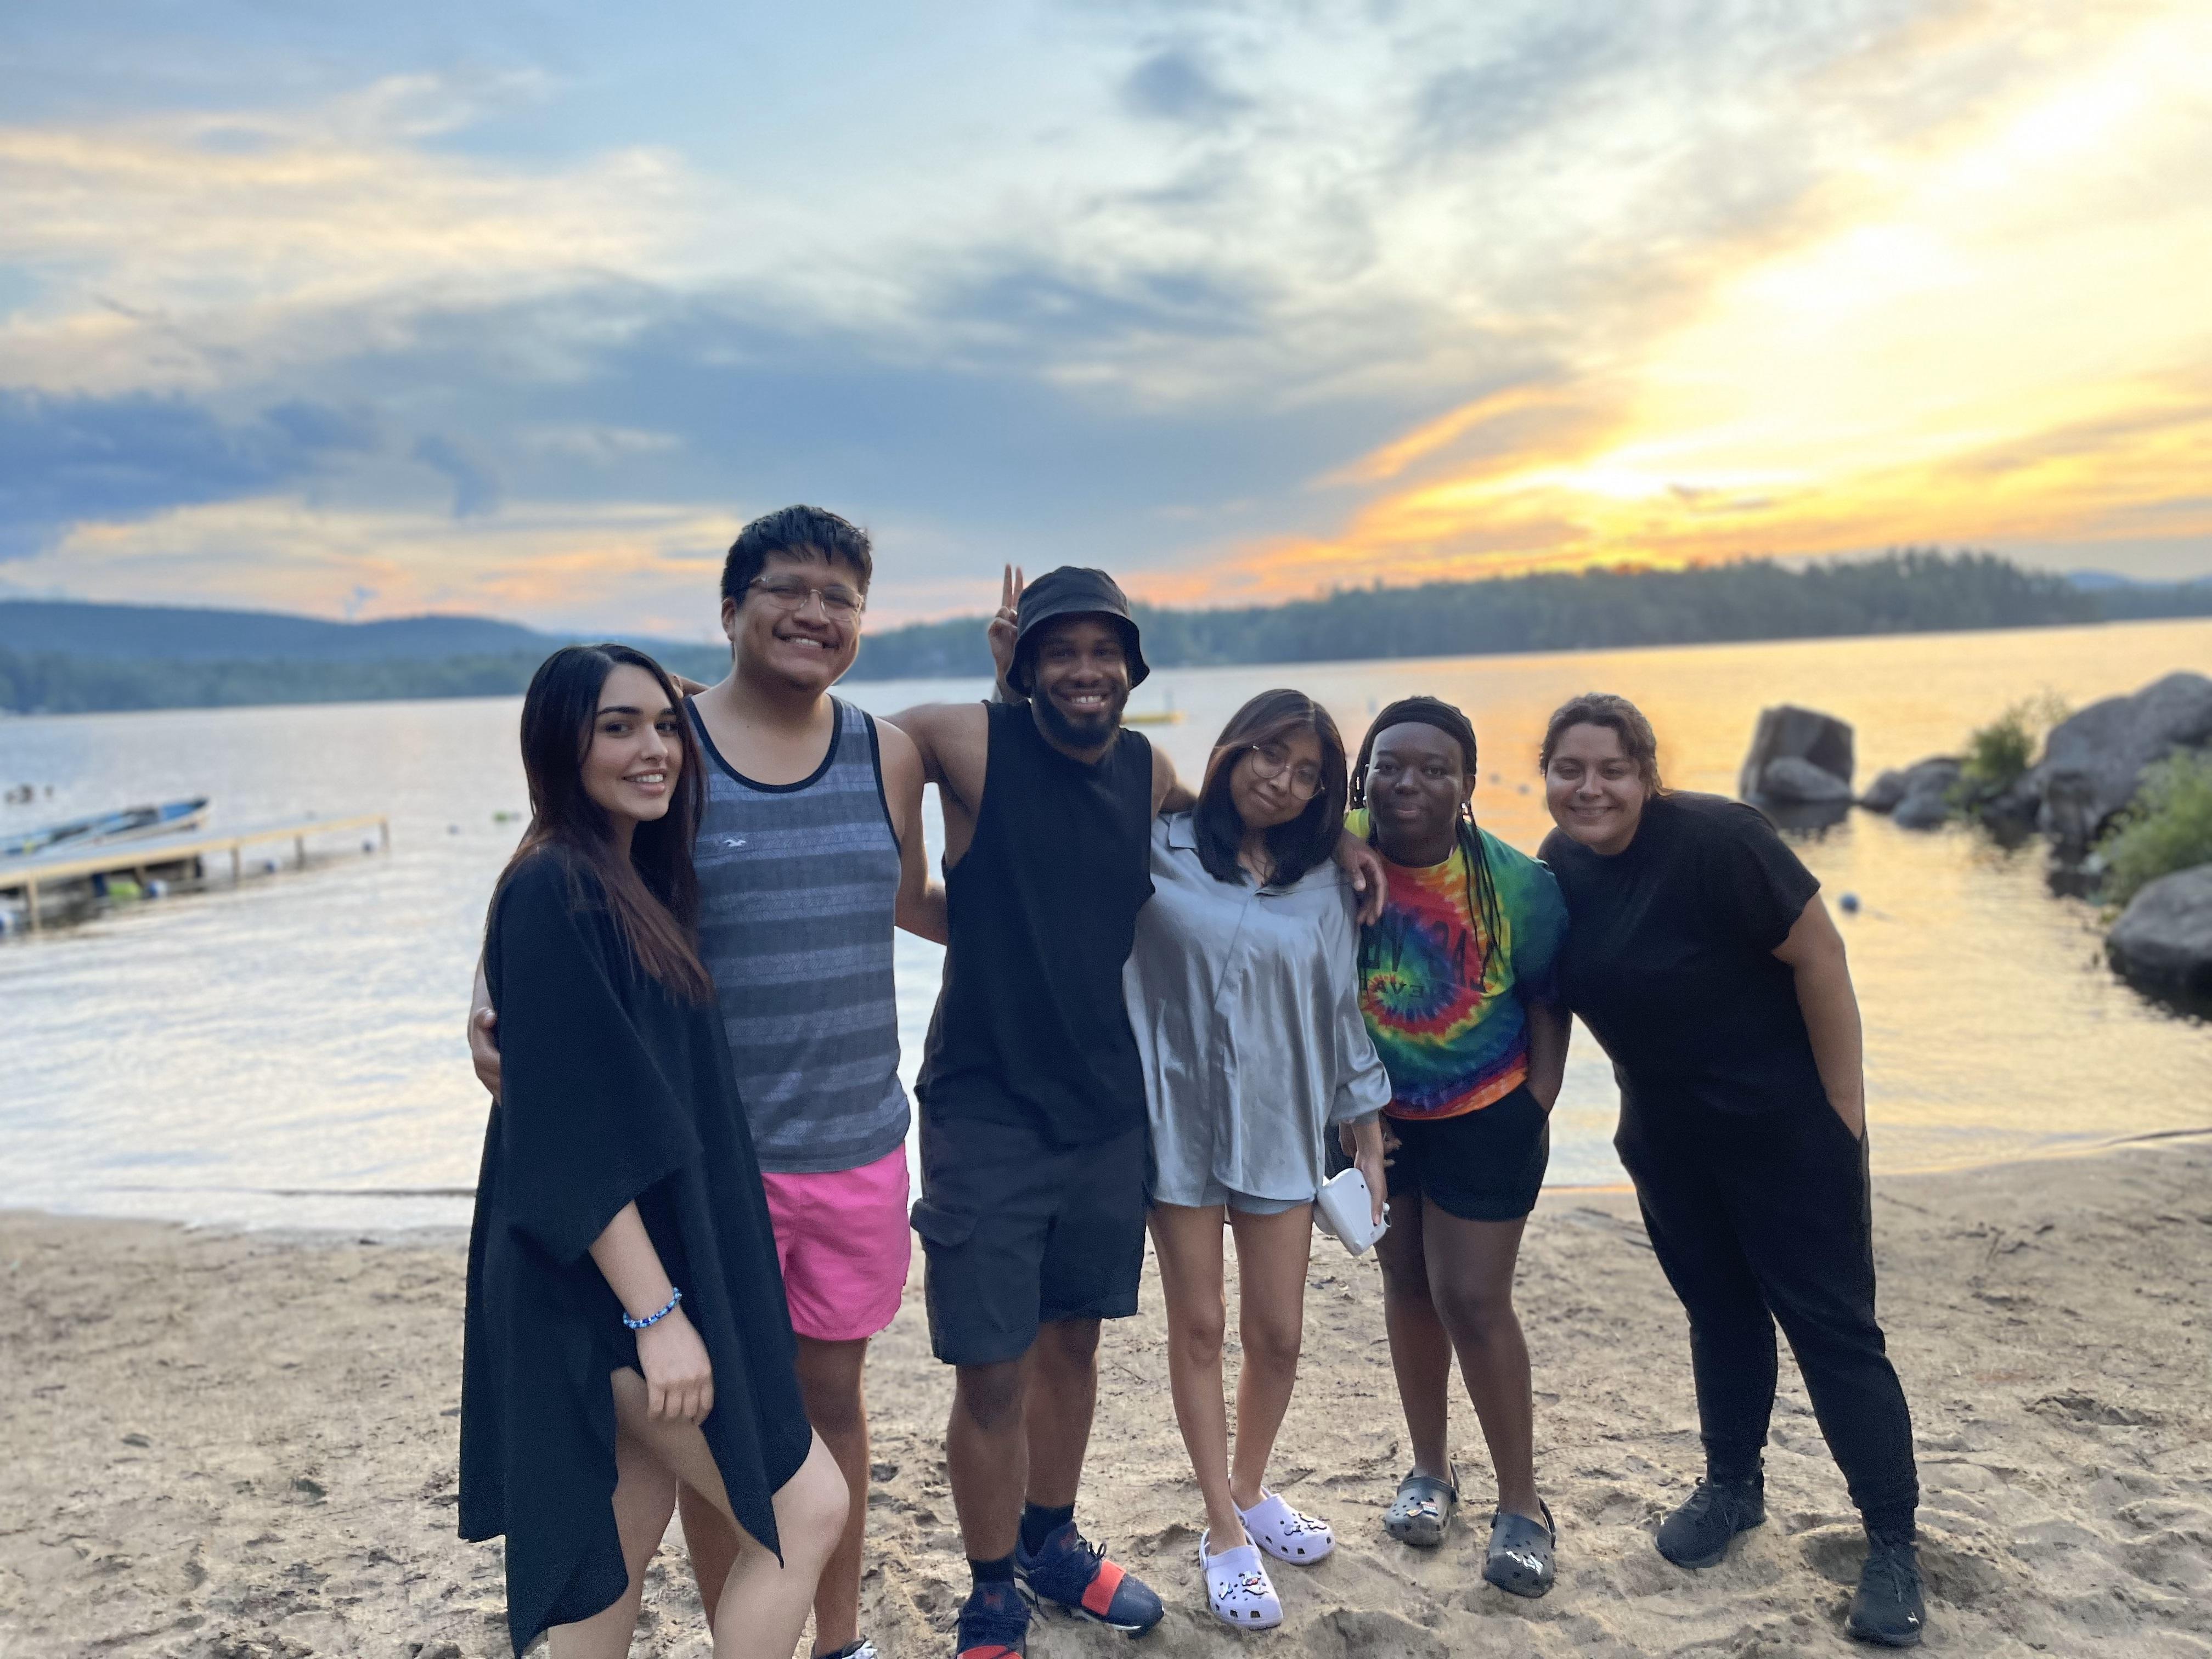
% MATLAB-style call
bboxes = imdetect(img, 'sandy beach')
[4,1136,2207,1659]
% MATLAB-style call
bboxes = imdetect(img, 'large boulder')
[2106,864,2212,1000]
[2026,672,2212,849]
[1760,755,1855,804]
[1740,705,1854,804]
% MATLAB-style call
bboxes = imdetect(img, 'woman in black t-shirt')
[1534,693,1927,1651]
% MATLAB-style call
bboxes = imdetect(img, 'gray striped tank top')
[687,696,909,1174]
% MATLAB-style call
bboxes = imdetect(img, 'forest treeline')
[838,550,2210,680]
[4,551,2208,714]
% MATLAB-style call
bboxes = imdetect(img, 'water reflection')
[4,618,2208,1229]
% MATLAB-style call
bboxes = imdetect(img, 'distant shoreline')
[7,605,2212,720]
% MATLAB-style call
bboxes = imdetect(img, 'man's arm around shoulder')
[877,717,948,944]
[883,700,986,791]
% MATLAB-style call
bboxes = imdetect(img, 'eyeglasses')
[748,576,865,619]
[1245,741,1325,800]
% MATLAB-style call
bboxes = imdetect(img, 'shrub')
[2096,751,2212,907]
[1956,692,2069,803]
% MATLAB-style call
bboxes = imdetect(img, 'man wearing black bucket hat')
[890,568,1384,1659]
[887,565,1178,1659]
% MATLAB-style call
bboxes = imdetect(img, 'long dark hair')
[1192,689,1349,888]
[1349,695,1506,989]
[496,643,713,1002]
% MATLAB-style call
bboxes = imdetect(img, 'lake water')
[4,619,2209,1231]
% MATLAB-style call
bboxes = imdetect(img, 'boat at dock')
[0,808,390,936]
[1,797,210,860]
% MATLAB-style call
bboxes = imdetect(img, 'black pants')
[1616,1092,1918,1530]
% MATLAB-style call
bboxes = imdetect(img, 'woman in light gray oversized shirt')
[1124,690,1389,1632]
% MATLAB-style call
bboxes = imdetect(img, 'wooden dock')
[0,811,391,935]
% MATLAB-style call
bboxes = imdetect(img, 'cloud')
[410,433,500,518]
[0,390,363,551]
[5,496,741,636]
[1120,47,1252,126]
[4,0,2209,628]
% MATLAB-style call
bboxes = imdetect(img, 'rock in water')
[1892,786,1953,830]
[1761,755,1856,803]
[1862,756,1961,816]
[2026,672,2212,848]
[2106,864,2212,1000]
[1861,769,1912,812]
[1740,705,1855,802]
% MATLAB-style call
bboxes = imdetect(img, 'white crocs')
[1199,1530,1283,1630]
[1237,1489,1335,1565]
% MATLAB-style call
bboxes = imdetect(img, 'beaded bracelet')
[622,1288,682,1330]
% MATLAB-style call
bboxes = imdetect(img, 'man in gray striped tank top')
[680,507,944,1659]
[470,506,944,1659]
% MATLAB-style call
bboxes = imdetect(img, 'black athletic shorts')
[910,1110,1148,1367]
[1384,1082,1550,1222]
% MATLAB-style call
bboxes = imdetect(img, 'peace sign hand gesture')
[988,563,1026,703]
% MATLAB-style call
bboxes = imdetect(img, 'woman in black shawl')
[460,644,846,1658]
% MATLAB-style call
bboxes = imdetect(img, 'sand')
[3,1135,2208,1659]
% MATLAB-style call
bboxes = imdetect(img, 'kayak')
[0,797,211,860]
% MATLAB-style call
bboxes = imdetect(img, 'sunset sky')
[4,2,2208,636]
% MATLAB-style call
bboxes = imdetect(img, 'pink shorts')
[759,1143,912,1343]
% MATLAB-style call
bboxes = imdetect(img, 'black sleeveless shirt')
[917,700,1155,1147]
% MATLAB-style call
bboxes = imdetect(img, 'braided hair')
[1349,695,1506,990]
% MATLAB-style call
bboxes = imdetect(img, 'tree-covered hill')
[3,551,2208,715]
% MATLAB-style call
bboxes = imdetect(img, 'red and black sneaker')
[955,1581,1030,1659]
[1014,1520,1165,1637]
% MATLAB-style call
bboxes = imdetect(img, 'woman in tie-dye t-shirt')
[1345,696,1570,1600]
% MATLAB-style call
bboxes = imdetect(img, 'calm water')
[4,619,2209,1230]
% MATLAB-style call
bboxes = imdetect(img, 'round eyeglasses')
[1245,741,1325,800]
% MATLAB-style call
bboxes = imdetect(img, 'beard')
[1033,682,1127,750]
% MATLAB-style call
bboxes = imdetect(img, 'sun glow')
[1222,4,2212,599]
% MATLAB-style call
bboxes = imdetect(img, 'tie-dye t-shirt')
[1348,809,1569,1122]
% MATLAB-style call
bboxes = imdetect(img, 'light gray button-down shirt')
[1125,812,1391,1206]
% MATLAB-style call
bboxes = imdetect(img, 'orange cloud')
[1200,2,2212,600]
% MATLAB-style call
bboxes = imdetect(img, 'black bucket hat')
[1011,566,1150,693]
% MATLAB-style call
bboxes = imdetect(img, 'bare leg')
[794,1336,872,1655]
[1373,1197,1454,1481]
[947,1353,1030,1560]
[687,1336,872,1654]
[1420,1206,1541,1520]
[1024,1317,1102,1511]
[610,1368,849,1659]
[1148,1203,1244,1544]
[1225,1205,1313,1513]
[680,1481,738,1627]
[547,1404,679,1659]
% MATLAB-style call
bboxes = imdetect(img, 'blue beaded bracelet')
[622,1288,682,1330]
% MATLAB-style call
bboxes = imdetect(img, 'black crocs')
[1384,1466,1459,1549]
[1483,1499,1556,1598]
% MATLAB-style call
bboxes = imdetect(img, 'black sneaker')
[1014,1519,1165,1636]
[1655,1473,1766,1569]
[956,1581,1030,1659]
[1847,1534,1926,1648]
